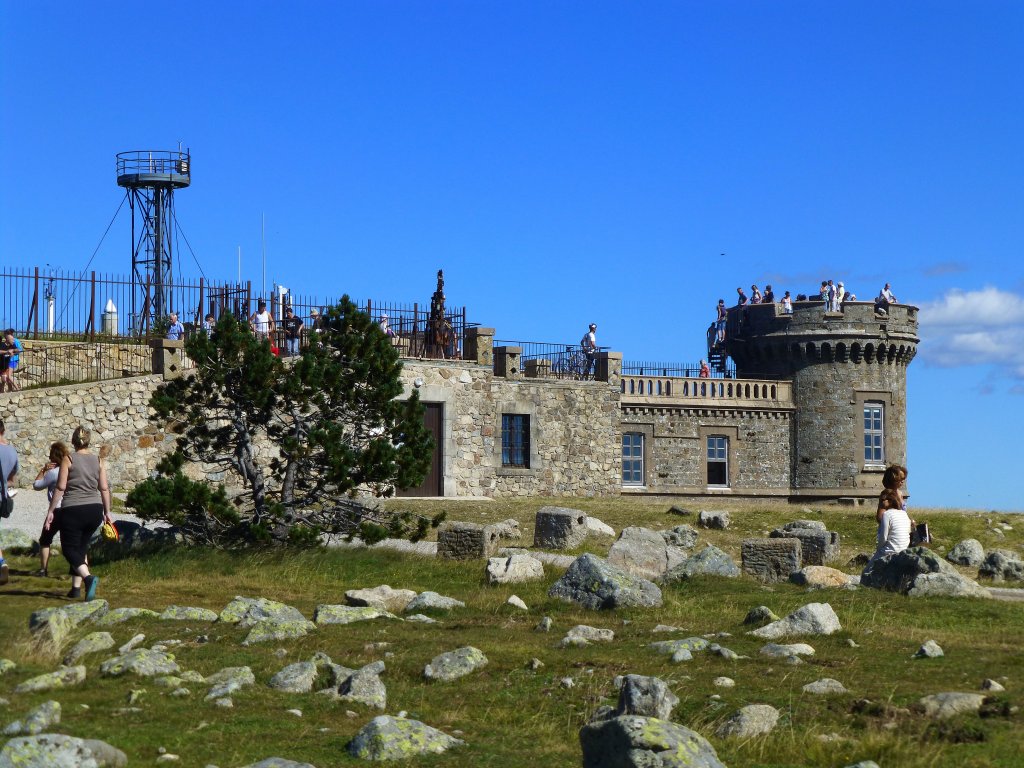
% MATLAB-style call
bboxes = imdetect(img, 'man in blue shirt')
[166,312,185,341]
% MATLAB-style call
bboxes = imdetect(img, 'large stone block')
[533,507,588,550]
[742,538,802,582]
[437,522,499,560]
[770,525,840,566]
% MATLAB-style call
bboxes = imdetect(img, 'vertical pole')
[32,266,40,339]
[153,187,164,318]
[198,277,204,325]
[246,281,252,320]
[89,270,97,341]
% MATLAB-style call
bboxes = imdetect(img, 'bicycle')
[552,345,592,380]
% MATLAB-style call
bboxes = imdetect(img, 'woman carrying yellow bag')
[43,427,114,601]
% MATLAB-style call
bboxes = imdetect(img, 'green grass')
[1,498,1022,767]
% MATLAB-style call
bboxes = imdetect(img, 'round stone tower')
[724,301,919,500]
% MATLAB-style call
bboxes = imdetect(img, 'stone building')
[0,301,917,504]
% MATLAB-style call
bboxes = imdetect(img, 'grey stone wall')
[0,375,173,489]
[620,407,792,493]
[727,302,918,496]
[401,360,621,498]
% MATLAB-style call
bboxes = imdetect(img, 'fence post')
[87,271,97,341]
[197,277,204,325]
[246,281,252,319]
[30,267,40,339]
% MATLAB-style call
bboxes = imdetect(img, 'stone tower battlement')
[724,300,920,498]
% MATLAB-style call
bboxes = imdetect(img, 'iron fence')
[0,266,471,361]
[495,340,610,380]
[13,340,174,390]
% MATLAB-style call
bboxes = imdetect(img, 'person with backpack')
[0,419,19,586]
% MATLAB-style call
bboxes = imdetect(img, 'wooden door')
[398,402,444,497]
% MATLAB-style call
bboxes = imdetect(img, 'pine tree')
[126,297,441,545]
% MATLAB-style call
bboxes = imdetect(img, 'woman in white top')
[870,488,912,561]
[33,441,68,577]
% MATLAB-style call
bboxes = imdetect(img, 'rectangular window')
[864,402,884,465]
[622,432,645,486]
[502,414,530,468]
[707,435,729,486]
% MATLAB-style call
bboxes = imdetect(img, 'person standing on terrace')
[250,299,275,340]
[782,291,793,314]
[736,287,748,306]
[165,312,185,341]
[750,285,762,304]
[715,299,727,342]
[699,360,711,378]
[581,323,598,378]
[282,307,304,357]
[0,329,22,392]
[762,285,775,303]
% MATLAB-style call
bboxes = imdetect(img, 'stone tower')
[725,301,919,499]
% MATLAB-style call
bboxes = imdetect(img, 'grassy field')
[1,497,1022,767]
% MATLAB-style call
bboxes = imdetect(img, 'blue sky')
[2,1,1022,511]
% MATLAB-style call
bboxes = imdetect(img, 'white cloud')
[918,286,1024,328]
[919,288,1024,388]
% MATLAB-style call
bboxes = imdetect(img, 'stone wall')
[620,405,792,494]
[401,360,621,498]
[0,374,173,489]
[14,340,153,389]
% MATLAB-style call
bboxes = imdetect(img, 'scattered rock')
[28,601,109,649]
[803,678,848,695]
[506,595,528,611]
[0,528,35,551]
[313,605,397,625]
[535,616,553,632]
[908,572,992,599]
[118,634,146,653]
[649,637,709,663]
[549,553,663,610]
[0,659,14,676]
[0,733,127,767]
[560,677,576,688]
[560,625,615,648]
[914,640,944,659]
[918,692,986,719]
[345,585,418,613]
[771,522,841,565]
[94,608,160,626]
[424,647,488,682]
[490,518,522,541]
[99,648,179,679]
[15,665,86,693]
[789,566,857,589]
[64,632,115,665]
[403,591,465,612]
[947,539,985,568]
[715,703,780,738]
[404,614,439,624]
[204,666,255,700]
[338,662,387,710]
[348,715,464,760]
[666,544,740,580]
[239,760,315,768]
[667,505,694,516]
[862,547,989,597]
[748,602,842,639]
[653,624,683,633]
[533,506,589,550]
[159,606,218,622]
[713,677,735,688]
[743,606,780,625]
[3,700,61,736]
[981,678,1005,692]
[268,661,320,694]
[218,596,308,627]
[978,549,1024,582]
[697,510,730,530]
[580,715,726,768]
[486,555,545,585]
[528,658,544,670]
[608,526,673,581]
[661,525,699,549]
[242,617,316,645]
[585,516,616,538]
[611,674,679,720]
[760,643,816,658]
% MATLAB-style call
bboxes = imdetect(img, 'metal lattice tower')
[116,149,191,334]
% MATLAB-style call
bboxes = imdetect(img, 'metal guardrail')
[622,360,737,379]
[495,340,610,380]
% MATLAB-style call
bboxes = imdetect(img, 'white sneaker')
[6,489,17,498]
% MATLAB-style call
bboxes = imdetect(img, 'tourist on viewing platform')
[715,299,727,342]
[250,299,274,339]
[202,314,216,335]
[843,291,857,305]
[581,323,598,377]
[782,291,793,314]
[0,329,23,392]
[165,312,184,341]
[818,280,829,301]
[875,283,897,314]
[379,313,396,338]
[736,287,748,306]
[826,280,838,311]
[0,419,18,586]
[699,359,710,378]
[762,285,775,303]
[835,281,846,308]
[750,285,762,304]
[283,307,304,357]
[33,441,69,577]
[44,426,113,601]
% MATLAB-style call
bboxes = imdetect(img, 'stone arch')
[629,379,635,394]
[821,342,833,362]
[864,343,875,363]
[620,380,626,393]
[770,384,777,399]
[700,382,707,396]
[836,342,848,362]
[850,342,862,363]
[665,381,672,396]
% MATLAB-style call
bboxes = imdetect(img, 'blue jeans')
[286,338,300,357]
